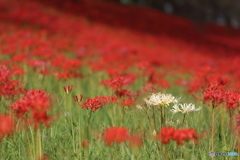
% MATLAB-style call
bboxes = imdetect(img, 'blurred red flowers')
[156,127,175,144]
[157,127,202,145]
[103,127,130,146]
[0,114,15,141]
[10,90,53,128]
[102,127,143,148]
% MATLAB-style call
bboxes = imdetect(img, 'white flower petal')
[170,103,201,114]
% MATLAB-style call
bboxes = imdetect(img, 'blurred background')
[80,0,240,28]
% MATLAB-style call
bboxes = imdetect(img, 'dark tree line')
[107,0,240,28]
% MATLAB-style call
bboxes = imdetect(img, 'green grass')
[0,66,238,160]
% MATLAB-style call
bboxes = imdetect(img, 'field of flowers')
[1,0,240,159]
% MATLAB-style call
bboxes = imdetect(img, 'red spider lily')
[0,65,23,99]
[156,127,175,144]
[203,82,225,107]
[1,80,21,98]
[172,128,199,145]
[0,65,11,81]
[10,90,53,128]
[157,127,202,145]
[188,73,229,94]
[0,114,15,141]
[80,98,104,112]
[32,110,52,128]
[101,75,136,89]
[95,96,117,104]
[80,96,116,112]
[103,127,130,146]
[102,76,126,89]
[63,85,73,94]
[223,90,240,109]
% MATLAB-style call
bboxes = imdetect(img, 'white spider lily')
[144,92,179,107]
[170,103,201,114]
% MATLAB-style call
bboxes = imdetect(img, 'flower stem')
[86,110,92,139]
[229,108,232,126]
[160,107,163,128]
[211,105,215,160]
[182,113,186,127]
[238,137,240,160]
[163,106,166,127]
[145,110,154,132]
[152,107,157,131]
[36,127,42,160]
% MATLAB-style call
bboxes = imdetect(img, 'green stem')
[238,137,240,160]
[164,144,170,160]
[36,127,42,160]
[163,106,166,127]
[182,113,187,128]
[26,129,34,160]
[152,107,157,131]
[120,98,125,126]
[229,108,232,126]
[219,107,227,151]
[145,109,154,132]
[86,111,93,140]
[160,107,163,128]
[78,108,82,159]
[211,105,215,160]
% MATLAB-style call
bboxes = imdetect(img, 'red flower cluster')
[10,90,53,128]
[146,69,170,89]
[103,127,130,146]
[80,96,117,112]
[203,81,225,107]
[0,65,23,99]
[103,127,143,147]
[101,75,136,89]
[157,127,201,145]
[196,81,240,109]
[101,75,137,107]
[156,127,175,144]
[223,90,240,109]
